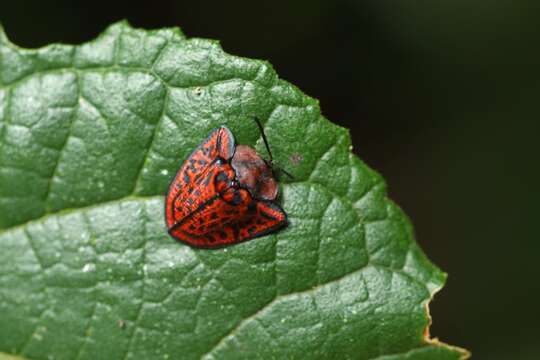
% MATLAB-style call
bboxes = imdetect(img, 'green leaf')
[0,22,468,360]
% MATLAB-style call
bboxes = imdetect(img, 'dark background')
[2,1,539,358]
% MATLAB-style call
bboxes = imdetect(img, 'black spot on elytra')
[198,159,208,166]
[260,210,276,221]
[231,191,242,205]
[216,138,224,157]
[247,201,257,213]
[187,198,194,205]
[194,190,201,196]
[215,172,228,184]
[183,173,190,184]
[248,226,258,235]
[207,234,216,242]
[189,224,195,231]
[203,172,213,186]
[210,212,219,220]
[219,230,227,239]
[231,224,240,240]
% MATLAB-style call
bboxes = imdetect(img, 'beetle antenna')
[253,116,273,163]
[252,116,295,180]
[278,167,295,180]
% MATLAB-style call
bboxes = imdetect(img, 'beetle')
[165,118,289,248]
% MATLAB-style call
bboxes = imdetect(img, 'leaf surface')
[0,22,467,360]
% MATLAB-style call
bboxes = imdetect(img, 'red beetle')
[165,119,289,248]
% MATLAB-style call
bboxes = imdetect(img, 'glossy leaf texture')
[0,22,468,360]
